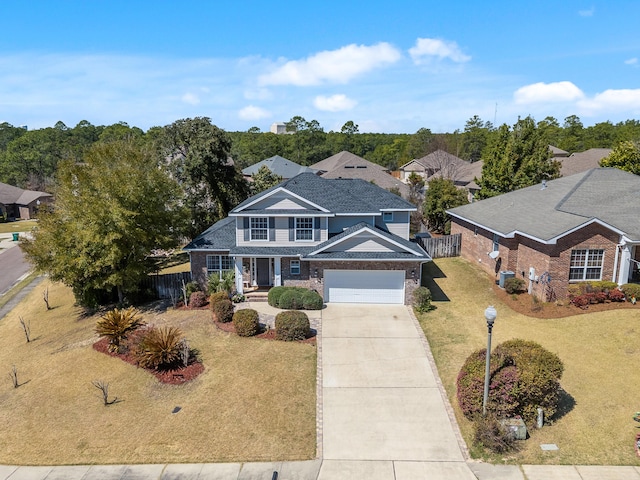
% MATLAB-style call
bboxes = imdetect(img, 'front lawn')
[0,281,316,465]
[418,258,640,465]
[0,219,38,234]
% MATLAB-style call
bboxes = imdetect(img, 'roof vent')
[541,179,547,190]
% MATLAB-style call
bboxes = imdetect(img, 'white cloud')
[181,92,200,105]
[258,43,401,86]
[625,57,638,65]
[238,105,271,120]
[408,38,471,64]
[579,7,595,17]
[578,89,640,114]
[313,94,357,112]
[514,81,585,104]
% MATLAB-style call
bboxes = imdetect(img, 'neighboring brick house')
[447,168,640,300]
[185,173,430,304]
[0,182,52,220]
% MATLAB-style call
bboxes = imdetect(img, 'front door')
[256,258,271,286]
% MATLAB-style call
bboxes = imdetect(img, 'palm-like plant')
[136,326,184,370]
[95,307,145,353]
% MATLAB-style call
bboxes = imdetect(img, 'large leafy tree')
[477,116,560,199]
[160,117,249,237]
[600,141,640,175]
[423,178,468,234]
[460,115,492,162]
[21,140,186,306]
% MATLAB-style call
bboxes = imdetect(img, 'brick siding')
[452,219,620,300]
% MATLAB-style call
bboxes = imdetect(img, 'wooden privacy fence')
[417,233,461,258]
[142,271,192,299]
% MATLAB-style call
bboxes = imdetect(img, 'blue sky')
[1,1,639,133]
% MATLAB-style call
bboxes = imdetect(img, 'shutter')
[269,217,275,242]
[314,218,320,242]
[244,218,249,241]
[289,218,295,241]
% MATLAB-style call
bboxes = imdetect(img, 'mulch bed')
[492,283,639,319]
[214,320,317,345]
[92,331,204,385]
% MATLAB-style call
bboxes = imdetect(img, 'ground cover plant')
[418,258,640,465]
[0,280,316,465]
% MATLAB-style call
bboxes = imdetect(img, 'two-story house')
[185,173,430,304]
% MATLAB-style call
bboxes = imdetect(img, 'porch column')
[617,245,631,285]
[235,257,244,294]
[274,258,282,286]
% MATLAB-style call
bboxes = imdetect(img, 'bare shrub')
[19,316,31,343]
[92,380,119,406]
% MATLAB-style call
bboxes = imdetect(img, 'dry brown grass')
[0,280,316,465]
[418,257,640,465]
[0,220,38,234]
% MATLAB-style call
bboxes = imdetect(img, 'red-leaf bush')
[189,291,208,308]
[608,289,625,302]
[457,339,564,427]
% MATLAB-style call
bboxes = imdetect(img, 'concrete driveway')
[318,304,475,479]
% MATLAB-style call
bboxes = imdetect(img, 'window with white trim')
[569,249,604,281]
[492,233,499,252]
[290,259,300,275]
[207,255,234,278]
[295,217,313,241]
[250,217,268,240]
[383,212,393,222]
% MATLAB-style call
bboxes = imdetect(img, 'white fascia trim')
[380,208,417,212]
[305,257,425,262]
[309,226,422,256]
[233,186,330,213]
[229,212,331,217]
[334,212,381,216]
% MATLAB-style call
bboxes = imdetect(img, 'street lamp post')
[482,305,497,416]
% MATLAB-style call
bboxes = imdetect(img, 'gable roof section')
[448,168,640,243]
[231,173,415,215]
[559,148,612,177]
[183,217,236,251]
[311,151,409,196]
[241,155,318,178]
[305,222,429,260]
[0,182,51,205]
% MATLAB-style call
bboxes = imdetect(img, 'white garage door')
[324,269,405,304]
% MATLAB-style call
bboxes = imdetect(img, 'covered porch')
[234,256,284,294]
[615,242,640,285]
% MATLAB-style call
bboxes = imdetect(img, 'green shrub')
[412,286,433,313]
[278,288,305,310]
[457,339,564,427]
[267,286,287,307]
[473,415,518,454]
[591,280,618,292]
[207,274,221,294]
[504,277,525,294]
[136,326,183,370]
[212,299,234,323]
[185,281,200,298]
[189,291,208,307]
[302,290,323,310]
[621,283,640,301]
[209,291,229,308]
[232,309,260,337]
[275,311,310,341]
[95,306,146,353]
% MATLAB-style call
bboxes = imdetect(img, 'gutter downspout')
[613,243,622,285]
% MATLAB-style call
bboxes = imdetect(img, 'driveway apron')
[318,304,474,479]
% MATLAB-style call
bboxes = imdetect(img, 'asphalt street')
[0,244,30,296]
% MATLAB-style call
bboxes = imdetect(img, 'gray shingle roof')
[184,217,236,251]
[0,182,51,205]
[241,155,318,178]
[230,246,315,256]
[307,222,427,258]
[559,148,612,177]
[448,168,640,242]
[232,173,415,214]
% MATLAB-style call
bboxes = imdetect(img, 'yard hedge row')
[267,286,323,310]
